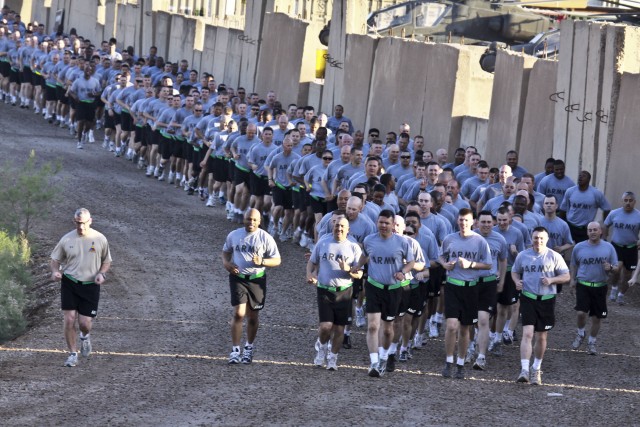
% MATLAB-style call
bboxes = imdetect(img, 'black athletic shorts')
[272,185,294,209]
[444,280,479,326]
[192,148,205,174]
[112,111,121,126]
[56,85,68,104]
[364,279,403,322]
[45,85,57,102]
[326,198,338,213]
[60,274,100,318]
[497,271,520,306]
[406,281,429,317]
[227,160,236,182]
[575,283,608,319]
[250,173,271,197]
[0,61,9,77]
[427,265,445,298]
[613,243,638,271]
[317,286,353,325]
[75,100,97,122]
[134,125,143,143]
[234,167,251,187]
[568,222,588,244]
[520,294,555,332]
[477,276,497,315]
[9,67,20,84]
[292,188,306,210]
[229,273,266,310]
[120,111,134,131]
[32,72,42,86]
[309,195,328,215]
[22,66,32,83]
[104,111,116,130]
[171,137,184,159]
[142,124,152,146]
[213,157,229,182]
[352,275,364,299]
[151,129,161,146]
[161,134,173,160]
[397,284,413,317]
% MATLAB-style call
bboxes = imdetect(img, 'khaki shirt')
[51,228,112,282]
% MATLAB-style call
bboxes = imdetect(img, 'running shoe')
[429,320,439,338]
[386,354,396,372]
[368,362,380,377]
[502,330,513,345]
[572,332,585,350]
[413,332,423,349]
[491,340,503,357]
[88,130,95,143]
[617,294,625,305]
[76,141,83,149]
[228,349,241,365]
[326,354,338,371]
[241,345,254,364]
[455,364,465,379]
[80,336,92,357]
[314,340,327,367]
[465,343,476,364]
[342,334,352,349]
[355,307,366,328]
[206,195,215,207]
[530,368,542,385]
[473,357,486,371]
[442,362,453,378]
[587,342,598,355]
[64,352,78,367]
[299,233,309,248]
[399,350,409,363]
[377,359,387,376]
[517,369,530,383]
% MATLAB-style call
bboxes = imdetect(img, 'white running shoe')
[314,340,327,367]
[146,165,154,177]
[326,354,338,371]
[80,336,92,357]
[88,130,95,143]
[228,349,241,365]
[109,142,116,152]
[64,352,78,367]
[76,141,84,149]
[167,172,175,184]
[355,307,366,328]
[429,320,439,338]
[206,195,215,207]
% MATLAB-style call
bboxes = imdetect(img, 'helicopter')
[319,0,559,47]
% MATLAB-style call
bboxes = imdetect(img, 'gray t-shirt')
[440,231,492,281]
[537,174,575,207]
[603,208,640,246]
[310,235,362,288]
[476,230,508,277]
[512,247,568,296]
[539,217,573,249]
[560,185,611,226]
[571,240,618,283]
[70,76,101,102]
[363,233,414,285]
[222,228,280,276]
[493,225,525,266]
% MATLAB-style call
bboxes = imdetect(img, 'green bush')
[0,231,31,342]
[0,149,61,236]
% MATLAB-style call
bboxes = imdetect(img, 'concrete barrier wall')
[485,50,537,168]
[254,13,307,103]
[167,16,197,67]
[604,73,640,206]
[154,12,172,60]
[519,60,557,174]
[341,34,378,131]
[461,116,489,156]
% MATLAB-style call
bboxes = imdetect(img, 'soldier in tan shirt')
[50,208,112,367]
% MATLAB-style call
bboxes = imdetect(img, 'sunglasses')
[404,231,414,236]
[401,155,411,159]
[322,157,333,160]
[370,134,379,137]
[195,109,203,112]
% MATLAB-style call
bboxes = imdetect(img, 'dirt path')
[0,104,638,426]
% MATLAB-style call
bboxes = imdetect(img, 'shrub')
[0,231,31,342]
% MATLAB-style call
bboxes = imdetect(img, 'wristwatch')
[98,272,107,280]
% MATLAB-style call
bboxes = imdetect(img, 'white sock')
[521,359,529,371]
[388,343,397,354]
[532,358,542,370]
[446,355,454,363]
[456,356,465,366]
[503,320,511,331]
[588,336,596,344]
[577,328,585,336]
[369,353,379,364]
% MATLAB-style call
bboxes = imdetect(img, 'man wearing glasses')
[50,208,112,368]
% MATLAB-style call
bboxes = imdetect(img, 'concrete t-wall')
[485,50,537,168]
[341,34,378,132]
[518,60,558,174]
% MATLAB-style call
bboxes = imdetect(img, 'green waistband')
[275,182,290,190]
[578,280,607,288]
[446,277,477,287]
[80,99,95,103]
[235,270,265,280]
[64,273,95,285]
[310,194,324,202]
[367,277,410,290]
[317,282,352,293]
[478,275,497,283]
[613,242,637,249]
[522,290,555,300]
[235,164,250,173]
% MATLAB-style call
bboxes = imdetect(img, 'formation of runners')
[3,12,639,382]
